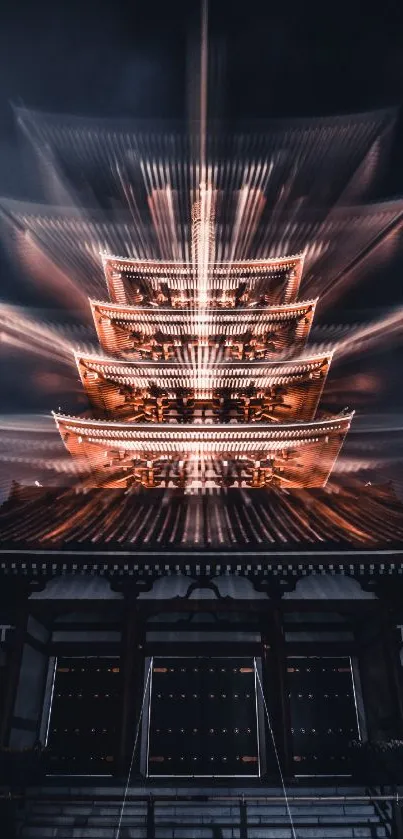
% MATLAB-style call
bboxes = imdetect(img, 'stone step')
[20,830,146,839]
[25,809,381,820]
[23,815,383,826]
[22,803,384,824]
[27,802,379,815]
[22,831,386,839]
[25,785,370,798]
[20,820,388,835]
[18,786,390,839]
[19,827,389,839]
[153,831,387,839]
[156,832,238,839]
[28,803,148,816]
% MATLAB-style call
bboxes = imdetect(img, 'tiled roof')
[1,479,402,551]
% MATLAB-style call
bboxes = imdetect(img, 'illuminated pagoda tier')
[90,298,317,361]
[102,253,305,307]
[54,413,349,489]
[74,352,331,422]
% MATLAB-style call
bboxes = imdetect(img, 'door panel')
[288,656,359,775]
[147,657,260,777]
[46,657,120,774]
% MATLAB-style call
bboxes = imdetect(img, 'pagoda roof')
[53,412,351,489]
[76,351,331,423]
[1,478,403,557]
[91,298,317,359]
[90,297,317,326]
[102,253,305,304]
[102,253,304,273]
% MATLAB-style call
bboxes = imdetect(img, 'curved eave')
[101,252,305,271]
[74,350,332,376]
[53,411,353,435]
[89,297,318,318]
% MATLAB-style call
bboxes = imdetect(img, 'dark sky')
[1,0,403,144]
[0,0,403,196]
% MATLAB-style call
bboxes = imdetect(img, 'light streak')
[333,306,403,360]
[0,103,402,498]
[0,303,77,365]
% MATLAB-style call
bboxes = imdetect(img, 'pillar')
[380,605,403,737]
[261,606,293,778]
[118,595,146,776]
[0,585,29,747]
[355,599,403,741]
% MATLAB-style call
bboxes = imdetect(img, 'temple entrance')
[45,657,121,774]
[146,657,261,777]
[288,656,360,776]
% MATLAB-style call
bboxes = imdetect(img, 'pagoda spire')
[199,0,209,186]
[191,182,216,314]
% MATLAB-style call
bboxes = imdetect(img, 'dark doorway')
[288,656,359,776]
[147,657,260,777]
[46,657,121,774]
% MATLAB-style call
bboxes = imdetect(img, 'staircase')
[15,785,394,838]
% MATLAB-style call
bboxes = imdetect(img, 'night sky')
[1,0,403,210]
[1,0,403,173]
[1,0,403,419]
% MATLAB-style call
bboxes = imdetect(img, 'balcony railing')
[1,788,403,839]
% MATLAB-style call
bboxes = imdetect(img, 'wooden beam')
[145,642,261,656]
[272,607,293,777]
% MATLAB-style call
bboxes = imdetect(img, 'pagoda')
[54,185,351,490]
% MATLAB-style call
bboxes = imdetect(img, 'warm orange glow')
[50,190,348,489]
[2,109,403,502]
[1,476,402,547]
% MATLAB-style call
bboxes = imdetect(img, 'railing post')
[239,796,248,839]
[392,797,403,839]
[147,795,155,839]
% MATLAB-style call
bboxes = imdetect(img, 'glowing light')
[0,303,76,365]
[2,105,402,495]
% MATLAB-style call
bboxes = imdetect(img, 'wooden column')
[260,616,273,778]
[0,584,29,747]
[381,605,403,737]
[272,606,293,777]
[118,595,146,776]
[261,606,293,778]
[355,595,403,741]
